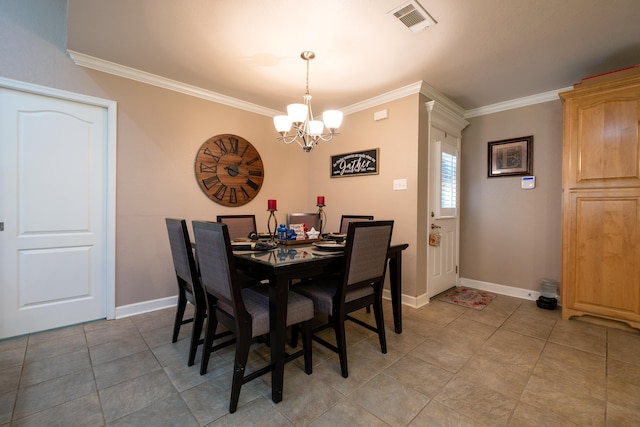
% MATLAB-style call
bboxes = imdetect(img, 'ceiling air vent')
[388,0,437,33]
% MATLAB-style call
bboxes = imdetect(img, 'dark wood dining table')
[233,241,408,404]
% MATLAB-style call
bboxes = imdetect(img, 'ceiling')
[66,0,640,115]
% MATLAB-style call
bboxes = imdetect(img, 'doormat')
[438,287,497,310]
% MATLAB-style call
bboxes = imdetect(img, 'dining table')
[232,240,408,404]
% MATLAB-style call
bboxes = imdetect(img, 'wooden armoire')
[559,66,640,330]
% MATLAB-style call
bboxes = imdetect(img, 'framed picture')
[488,136,533,177]
[330,148,379,178]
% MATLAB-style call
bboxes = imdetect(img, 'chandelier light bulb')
[273,51,342,152]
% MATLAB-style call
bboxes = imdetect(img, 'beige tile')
[520,373,605,426]
[478,328,545,366]
[0,390,17,425]
[455,353,532,399]
[20,348,91,387]
[409,399,481,427]
[99,370,176,423]
[210,396,294,426]
[438,317,498,347]
[409,338,475,373]
[26,324,85,346]
[607,359,640,412]
[532,342,606,401]
[509,401,581,426]
[384,354,453,398]
[93,349,161,390]
[10,392,104,427]
[180,372,264,425]
[413,301,466,326]
[351,373,430,426]
[434,376,517,426]
[308,399,387,427]
[548,318,607,356]
[460,294,523,327]
[13,368,96,420]
[608,328,640,366]
[24,332,87,362]
[501,303,558,340]
[262,367,343,427]
[84,322,140,348]
[606,401,640,426]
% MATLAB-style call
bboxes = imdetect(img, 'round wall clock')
[194,134,264,207]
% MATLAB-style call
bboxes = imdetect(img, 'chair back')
[339,215,374,234]
[287,212,320,230]
[192,221,247,320]
[165,218,201,303]
[343,220,393,290]
[216,215,257,241]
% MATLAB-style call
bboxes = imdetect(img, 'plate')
[313,242,346,251]
[324,233,346,242]
[231,241,277,251]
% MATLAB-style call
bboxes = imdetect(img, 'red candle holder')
[317,195,325,207]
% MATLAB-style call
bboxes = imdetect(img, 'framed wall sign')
[331,148,379,178]
[488,136,533,177]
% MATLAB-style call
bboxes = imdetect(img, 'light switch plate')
[393,179,407,190]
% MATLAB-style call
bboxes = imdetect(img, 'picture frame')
[331,148,379,178]
[488,136,533,177]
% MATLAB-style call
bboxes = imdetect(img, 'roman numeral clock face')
[194,134,264,207]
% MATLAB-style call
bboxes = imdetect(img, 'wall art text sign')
[331,148,379,178]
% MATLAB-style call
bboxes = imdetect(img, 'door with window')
[428,129,460,297]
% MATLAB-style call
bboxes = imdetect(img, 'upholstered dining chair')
[339,215,374,234]
[292,220,393,378]
[165,218,232,366]
[192,220,314,413]
[216,214,257,241]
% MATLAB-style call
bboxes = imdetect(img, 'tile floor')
[2,291,640,426]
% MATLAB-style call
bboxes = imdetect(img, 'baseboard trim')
[115,295,178,319]
[119,280,540,318]
[459,278,540,301]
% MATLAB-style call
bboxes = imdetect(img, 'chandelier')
[273,51,343,152]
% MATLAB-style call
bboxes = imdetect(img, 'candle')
[317,196,325,206]
[268,199,277,211]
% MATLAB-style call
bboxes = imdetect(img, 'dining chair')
[339,215,374,234]
[292,220,393,378]
[165,218,232,366]
[216,214,257,241]
[287,212,320,231]
[192,220,314,413]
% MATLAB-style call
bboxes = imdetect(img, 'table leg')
[268,276,288,403]
[388,252,403,334]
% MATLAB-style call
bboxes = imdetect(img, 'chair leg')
[172,289,187,343]
[334,316,349,378]
[199,307,217,375]
[373,286,387,354]
[302,320,313,374]
[229,332,251,413]
[188,303,206,366]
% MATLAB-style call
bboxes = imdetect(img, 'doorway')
[0,78,116,339]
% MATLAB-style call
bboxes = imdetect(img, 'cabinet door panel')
[562,83,640,189]
[564,191,640,319]
[578,98,639,182]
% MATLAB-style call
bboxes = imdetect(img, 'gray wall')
[460,101,564,292]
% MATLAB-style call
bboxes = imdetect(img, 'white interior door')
[0,84,113,339]
[427,129,460,297]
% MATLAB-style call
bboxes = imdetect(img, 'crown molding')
[68,50,572,119]
[463,86,573,118]
[67,50,281,117]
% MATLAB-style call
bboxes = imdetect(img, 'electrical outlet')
[393,179,407,190]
